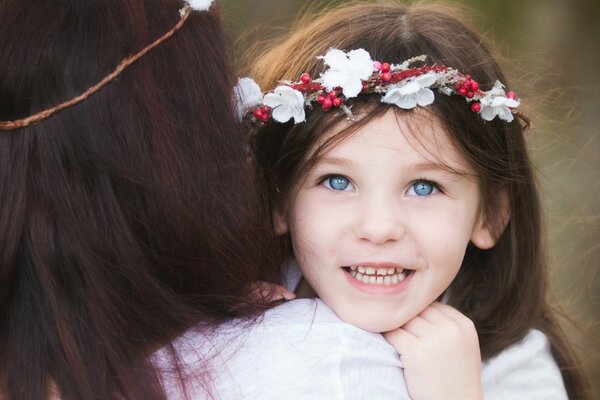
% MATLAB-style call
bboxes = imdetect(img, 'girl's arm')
[383,302,484,400]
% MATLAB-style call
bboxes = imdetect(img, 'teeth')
[348,267,410,285]
[349,265,404,276]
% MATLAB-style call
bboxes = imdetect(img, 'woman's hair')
[247,1,590,398]
[0,0,278,398]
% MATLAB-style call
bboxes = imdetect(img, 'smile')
[346,265,409,285]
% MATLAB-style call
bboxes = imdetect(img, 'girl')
[0,0,282,398]
[243,2,591,399]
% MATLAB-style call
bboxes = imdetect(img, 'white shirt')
[482,329,568,399]
[156,299,567,399]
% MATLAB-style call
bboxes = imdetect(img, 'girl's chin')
[335,308,410,333]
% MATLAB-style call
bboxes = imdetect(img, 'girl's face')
[275,109,497,332]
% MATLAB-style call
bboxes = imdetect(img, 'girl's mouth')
[343,265,413,285]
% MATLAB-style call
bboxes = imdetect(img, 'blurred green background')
[221,0,599,394]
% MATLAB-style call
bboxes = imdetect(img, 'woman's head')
[0,0,277,398]
[250,1,542,357]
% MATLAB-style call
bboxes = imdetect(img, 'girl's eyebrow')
[409,161,472,177]
[314,156,353,167]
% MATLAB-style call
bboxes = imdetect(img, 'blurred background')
[221,0,599,395]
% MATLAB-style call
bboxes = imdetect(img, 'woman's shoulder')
[160,299,408,399]
[482,329,568,400]
[213,298,402,369]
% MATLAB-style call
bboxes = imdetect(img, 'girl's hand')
[249,281,296,302]
[383,302,483,400]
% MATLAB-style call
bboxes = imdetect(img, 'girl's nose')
[353,194,405,245]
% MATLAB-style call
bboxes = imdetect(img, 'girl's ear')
[272,207,289,235]
[470,190,510,249]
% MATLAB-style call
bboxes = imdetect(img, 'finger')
[262,284,296,301]
[428,302,477,334]
[400,315,433,337]
[418,302,452,324]
[250,281,296,301]
[274,286,296,300]
[383,327,418,352]
[428,302,470,324]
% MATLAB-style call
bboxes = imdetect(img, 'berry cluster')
[253,106,272,122]
[452,75,483,112]
[316,89,344,111]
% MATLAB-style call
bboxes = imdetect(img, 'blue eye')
[323,175,352,191]
[408,180,437,196]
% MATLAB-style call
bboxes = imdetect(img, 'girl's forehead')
[320,108,472,173]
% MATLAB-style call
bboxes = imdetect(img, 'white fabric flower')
[320,49,373,98]
[233,78,263,120]
[479,96,519,122]
[263,86,306,124]
[187,0,213,11]
[478,81,519,122]
[380,72,437,109]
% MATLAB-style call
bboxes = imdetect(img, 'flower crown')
[0,0,213,131]
[237,48,523,125]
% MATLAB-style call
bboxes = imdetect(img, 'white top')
[156,299,567,399]
[481,329,568,400]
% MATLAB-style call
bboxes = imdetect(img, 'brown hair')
[248,1,590,398]
[0,0,278,398]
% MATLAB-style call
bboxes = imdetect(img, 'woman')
[0,0,280,398]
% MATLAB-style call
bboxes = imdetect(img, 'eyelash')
[407,178,443,196]
[318,174,354,191]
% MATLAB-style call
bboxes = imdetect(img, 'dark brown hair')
[248,1,590,398]
[0,0,278,398]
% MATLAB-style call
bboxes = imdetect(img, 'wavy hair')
[0,0,278,398]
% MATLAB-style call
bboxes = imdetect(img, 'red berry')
[300,73,311,84]
[471,81,479,91]
[328,91,338,99]
[332,97,343,107]
[253,108,263,119]
[317,94,326,104]
[259,113,269,122]
[467,91,474,99]
[381,72,392,82]
[506,91,517,99]
[381,63,391,73]
[322,97,333,111]
[459,87,468,96]
[471,102,481,113]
